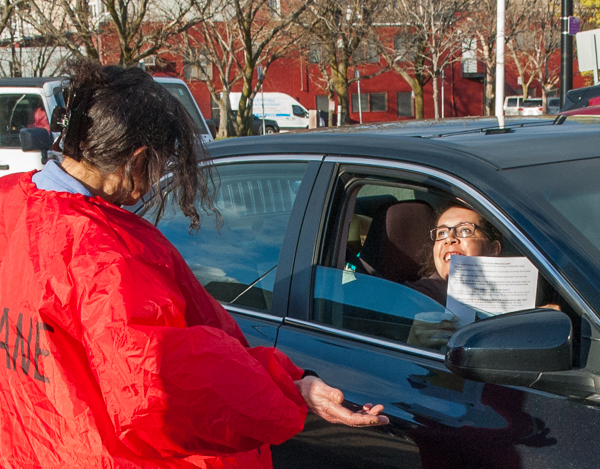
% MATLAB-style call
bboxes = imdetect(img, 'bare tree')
[460,0,533,116]
[19,0,210,65]
[508,0,561,110]
[0,0,27,39]
[177,0,313,137]
[0,0,73,77]
[382,0,470,119]
[178,8,240,138]
[303,0,389,125]
[231,0,313,135]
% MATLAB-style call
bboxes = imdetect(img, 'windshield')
[159,83,209,135]
[504,157,600,260]
[521,100,542,107]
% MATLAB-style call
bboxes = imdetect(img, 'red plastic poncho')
[0,172,307,468]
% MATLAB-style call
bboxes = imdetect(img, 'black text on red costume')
[0,308,53,383]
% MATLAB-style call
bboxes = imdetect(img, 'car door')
[142,155,323,346]
[272,157,600,469]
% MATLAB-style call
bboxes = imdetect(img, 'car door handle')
[0,165,9,170]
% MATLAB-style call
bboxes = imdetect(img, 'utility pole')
[560,0,573,106]
[495,0,506,128]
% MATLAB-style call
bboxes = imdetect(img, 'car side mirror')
[445,309,572,387]
[20,128,51,152]
[20,128,52,165]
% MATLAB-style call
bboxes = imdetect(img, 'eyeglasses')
[429,223,488,241]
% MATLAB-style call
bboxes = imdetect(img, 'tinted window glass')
[151,162,307,313]
[0,94,47,148]
[292,105,308,118]
[159,83,209,135]
[370,93,387,112]
[351,94,368,113]
[505,158,600,258]
[314,265,447,344]
[312,178,569,353]
[397,92,413,117]
[506,98,518,107]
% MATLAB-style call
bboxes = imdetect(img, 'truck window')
[292,105,308,118]
[158,83,209,135]
[0,94,48,148]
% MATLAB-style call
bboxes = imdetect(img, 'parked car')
[503,95,523,116]
[0,77,64,176]
[248,114,280,134]
[131,115,600,469]
[547,97,561,114]
[211,112,280,135]
[519,98,544,116]
[152,77,214,143]
[229,91,310,131]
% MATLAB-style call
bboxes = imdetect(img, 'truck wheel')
[265,126,277,134]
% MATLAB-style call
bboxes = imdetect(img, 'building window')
[351,92,387,112]
[269,0,281,16]
[184,50,212,81]
[308,44,323,64]
[316,95,329,112]
[393,35,414,62]
[352,44,379,64]
[397,92,413,117]
[461,38,478,74]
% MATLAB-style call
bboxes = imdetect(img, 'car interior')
[314,175,578,356]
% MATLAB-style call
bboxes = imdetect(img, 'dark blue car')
[133,115,600,469]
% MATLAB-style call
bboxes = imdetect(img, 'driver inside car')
[406,202,559,349]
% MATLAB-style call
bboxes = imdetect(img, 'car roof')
[0,77,64,87]
[207,118,600,170]
[152,77,186,84]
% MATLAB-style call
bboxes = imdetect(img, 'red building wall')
[155,46,583,124]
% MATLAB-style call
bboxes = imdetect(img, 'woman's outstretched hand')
[294,376,389,427]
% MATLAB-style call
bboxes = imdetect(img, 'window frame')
[136,155,323,323]
[351,92,388,113]
[284,156,592,361]
[397,91,414,117]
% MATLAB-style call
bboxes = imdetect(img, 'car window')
[504,158,600,261]
[148,161,307,313]
[292,105,308,118]
[521,99,543,107]
[506,98,518,107]
[158,83,209,135]
[311,175,573,354]
[0,94,48,148]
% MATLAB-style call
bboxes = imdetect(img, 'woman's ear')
[491,240,502,256]
[131,147,147,168]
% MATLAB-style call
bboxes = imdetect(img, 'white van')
[503,96,524,116]
[153,77,214,143]
[229,92,309,131]
[0,77,64,176]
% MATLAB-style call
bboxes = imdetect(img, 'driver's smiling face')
[433,206,501,281]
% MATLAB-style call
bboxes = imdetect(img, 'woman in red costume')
[0,59,387,468]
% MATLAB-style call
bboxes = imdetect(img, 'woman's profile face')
[433,206,501,281]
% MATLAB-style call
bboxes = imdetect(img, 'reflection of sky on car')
[153,163,306,294]
[158,207,291,290]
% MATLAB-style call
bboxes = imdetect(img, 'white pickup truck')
[0,76,212,177]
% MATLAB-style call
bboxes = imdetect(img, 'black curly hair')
[57,57,219,232]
